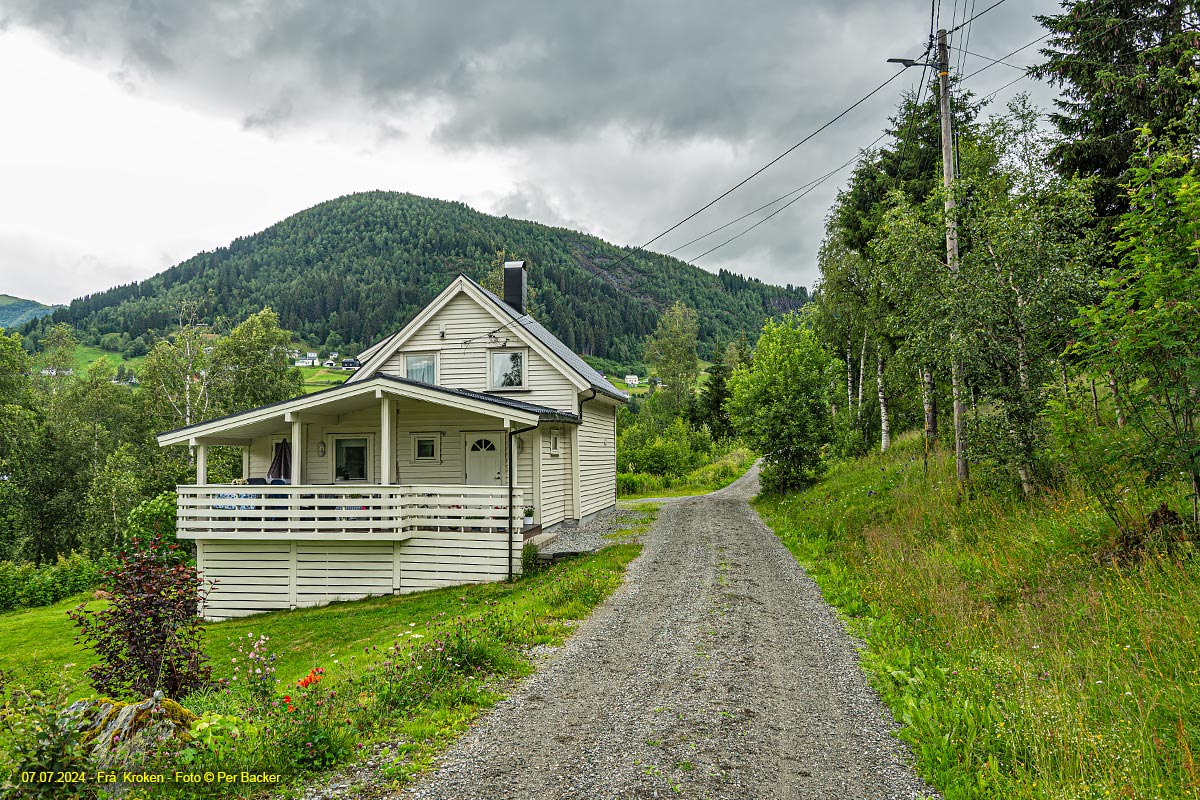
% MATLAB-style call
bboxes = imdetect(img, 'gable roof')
[461,275,627,402]
[350,274,627,402]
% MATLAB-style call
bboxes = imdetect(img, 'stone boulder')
[63,695,197,767]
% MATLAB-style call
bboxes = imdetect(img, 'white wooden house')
[157,263,626,620]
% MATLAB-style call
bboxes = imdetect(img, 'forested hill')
[26,192,808,362]
[0,295,62,329]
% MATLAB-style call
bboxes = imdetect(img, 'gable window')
[491,350,526,389]
[333,436,370,482]
[405,353,437,385]
[411,433,440,462]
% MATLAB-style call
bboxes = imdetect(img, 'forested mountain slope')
[27,192,807,362]
[0,295,61,329]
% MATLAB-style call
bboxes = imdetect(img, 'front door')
[465,433,503,486]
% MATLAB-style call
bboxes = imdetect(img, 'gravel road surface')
[398,465,935,800]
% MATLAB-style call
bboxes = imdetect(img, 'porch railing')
[175,484,526,540]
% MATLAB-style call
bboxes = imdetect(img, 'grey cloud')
[2,0,1062,294]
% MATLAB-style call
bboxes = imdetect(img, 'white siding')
[197,533,523,621]
[579,401,618,517]
[379,293,579,412]
[539,423,572,529]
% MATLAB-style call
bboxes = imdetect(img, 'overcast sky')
[0,0,1061,306]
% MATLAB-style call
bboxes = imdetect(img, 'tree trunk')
[952,360,969,491]
[877,352,891,453]
[846,336,854,413]
[921,366,937,444]
[1091,379,1101,426]
[856,330,867,420]
[1108,372,1126,428]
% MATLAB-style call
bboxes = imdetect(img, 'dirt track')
[399,465,934,799]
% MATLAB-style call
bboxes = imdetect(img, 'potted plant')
[522,506,535,527]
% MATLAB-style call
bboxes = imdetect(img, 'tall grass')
[757,431,1199,800]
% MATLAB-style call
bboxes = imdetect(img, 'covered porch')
[159,375,579,541]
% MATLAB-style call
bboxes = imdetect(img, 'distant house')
[157,262,627,620]
[322,359,337,368]
[341,358,361,371]
[306,351,319,359]
[288,349,301,360]
[329,351,340,359]
[294,358,316,367]
[624,374,640,387]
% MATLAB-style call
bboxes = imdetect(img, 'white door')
[465,433,503,486]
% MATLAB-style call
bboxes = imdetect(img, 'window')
[405,353,437,384]
[490,350,525,389]
[549,428,561,456]
[411,433,440,462]
[334,437,369,482]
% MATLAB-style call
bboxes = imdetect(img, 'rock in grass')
[62,696,197,767]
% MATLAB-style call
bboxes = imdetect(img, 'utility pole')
[937,28,970,493]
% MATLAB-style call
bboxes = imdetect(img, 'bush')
[0,553,108,614]
[617,417,711,477]
[0,688,92,799]
[125,491,179,545]
[521,543,544,577]
[68,534,212,700]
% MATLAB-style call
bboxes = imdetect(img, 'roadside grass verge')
[618,446,755,500]
[755,431,1199,800]
[0,544,641,796]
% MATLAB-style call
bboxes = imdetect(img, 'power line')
[947,0,1012,35]
[952,46,1025,71]
[682,132,891,264]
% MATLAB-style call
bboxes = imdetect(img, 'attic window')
[490,350,526,389]
[406,353,436,384]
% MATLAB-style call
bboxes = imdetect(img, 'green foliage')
[0,688,91,799]
[26,192,807,364]
[643,301,700,420]
[617,416,711,477]
[124,492,180,546]
[69,534,212,700]
[521,542,544,577]
[208,308,304,414]
[0,553,106,613]
[1032,0,1198,226]
[1074,116,1200,525]
[728,313,833,492]
[616,445,755,499]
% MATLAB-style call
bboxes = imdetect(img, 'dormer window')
[405,353,437,384]
[490,349,526,390]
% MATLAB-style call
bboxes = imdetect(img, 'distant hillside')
[26,192,808,362]
[0,294,62,329]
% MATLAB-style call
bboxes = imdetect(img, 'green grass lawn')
[756,431,1200,800]
[67,344,145,375]
[0,538,650,795]
[299,365,350,393]
[1,541,645,702]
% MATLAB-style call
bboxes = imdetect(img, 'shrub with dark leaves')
[68,534,211,700]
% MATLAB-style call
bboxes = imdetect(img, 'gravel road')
[398,465,935,800]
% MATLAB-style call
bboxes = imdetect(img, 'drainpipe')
[573,389,598,523]
[508,422,539,581]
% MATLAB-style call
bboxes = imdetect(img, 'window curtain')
[266,440,291,482]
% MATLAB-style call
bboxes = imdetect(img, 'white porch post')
[291,418,304,484]
[380,394,393,485]
[241,446,251,480]
[194,442,208,485]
